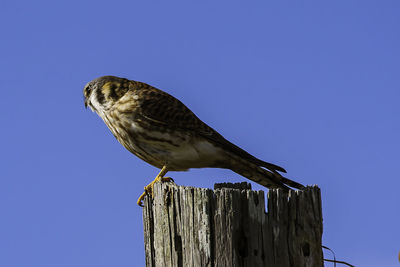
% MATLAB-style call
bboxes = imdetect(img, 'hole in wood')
[302,242,310,257]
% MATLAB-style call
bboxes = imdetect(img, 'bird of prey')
[83,76,304,206]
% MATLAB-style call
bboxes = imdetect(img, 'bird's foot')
[137,176,174,207]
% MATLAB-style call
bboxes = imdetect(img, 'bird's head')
[83,76,130,113]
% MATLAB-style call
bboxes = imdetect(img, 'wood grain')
[143,182,323,267]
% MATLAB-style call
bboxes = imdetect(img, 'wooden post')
[142,182,323,267]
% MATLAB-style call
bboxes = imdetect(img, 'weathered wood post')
[143,182,323,267]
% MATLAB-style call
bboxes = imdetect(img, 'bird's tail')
[228,156,304,190]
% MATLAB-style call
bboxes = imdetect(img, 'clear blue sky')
[1,1,399,266]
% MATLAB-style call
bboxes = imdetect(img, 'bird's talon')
[137,192,146,207]
[136,166,170,207]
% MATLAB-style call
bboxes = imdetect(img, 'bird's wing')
[130,81,287,174]
[131,81,214,134]
[203,132,287,173]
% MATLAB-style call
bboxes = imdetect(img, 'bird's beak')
[84,98,88,108]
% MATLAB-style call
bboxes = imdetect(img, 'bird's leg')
[137,165,173,206]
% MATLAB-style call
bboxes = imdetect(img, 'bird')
[83,75,304,206]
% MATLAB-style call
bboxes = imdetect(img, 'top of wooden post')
[214,182,252,190]
[143,182,323,267]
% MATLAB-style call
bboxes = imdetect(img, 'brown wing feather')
[129,80,214,133]
[129,80,287,174]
